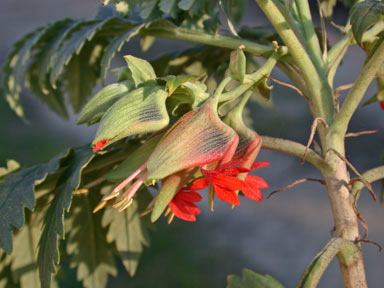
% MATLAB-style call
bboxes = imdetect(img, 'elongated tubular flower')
[380,102,384,110]
[168,186,202,222]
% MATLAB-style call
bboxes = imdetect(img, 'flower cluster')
[84,55,273,223]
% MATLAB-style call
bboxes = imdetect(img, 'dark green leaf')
[0,160,20,179]
[0,151,69,254]
[2,26,44,120]
[63,42,103,112]
[10,211,44,288]
[49,17,121,88]
[26,61,68,119]
[101,189,152,276]
[66,192,117,288]
[227,269,284,288]
[140,0,162,20]
[100,24,144,82]
[37,147,95,288]
[178,0,195,10]
[350,0,384,45]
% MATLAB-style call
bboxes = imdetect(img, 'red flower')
[93,140,108,152]
[380,102,384,110]
[168,187,202,222]
[191,159,270,205]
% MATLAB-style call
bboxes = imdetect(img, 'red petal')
[214,185,240,205]
[217,157,248,172]
[245,175,269,189]
[177,191,202,202]
[172,198,200,215]
[222,166,250,176]
[251,161,270,170]
[380,102,384,110]
[242,183,263,201]
[93,140,108,152]
[211,174,244,190]
[188,178,209,190]
[169,202,197,221]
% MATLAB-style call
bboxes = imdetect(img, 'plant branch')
[254,0,334,140]
[140,23,274,56]
[351,165,384,201]
[297,238,362,288]
[332,35,384,136]
[260,135,326,170]
[295,0,323,65]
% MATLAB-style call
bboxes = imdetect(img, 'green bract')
[93,86,169,147]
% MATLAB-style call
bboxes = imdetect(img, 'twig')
[327,148,377,201]
[267,178,326,199]
[302,118,328,164]
[356,239,382,252]
[352,204,369,239]
[345,130,379,138]
[264,75,304,97]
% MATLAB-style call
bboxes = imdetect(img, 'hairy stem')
[332,35,384,136]
[141,23,274,56]
[254,0,334,144]
[260,136,326,170]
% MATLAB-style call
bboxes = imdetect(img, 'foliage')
[1,0,384,288]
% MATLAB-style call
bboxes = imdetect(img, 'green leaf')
[0,160,20,178]
[178,0,195,10]
[0,151,69,254]
[160,74,196,95]
[2,26,44,120]
[159,0,178,17]
[102,189,152,276]
[229,48,246,83]
[37,147,95,288]
[100,24,143,82]
[350,0,384,45]
[10,211,44,288]
[26,61,68,120]
[63,42,104,113]
[105,133,163,181]
[77,81,134,125]
[124,55,157,87]
[227,269,284,288]
[93,86,169,147]
[220,0,247,36]
[140,0,162,20]
[320,0,337,18]
[66,192,117,288]
[140,36,156,52]
[49,17,120,88]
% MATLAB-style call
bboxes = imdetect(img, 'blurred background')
[0,0,383,287]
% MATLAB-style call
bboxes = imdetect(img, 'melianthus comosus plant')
[1,0,384,287]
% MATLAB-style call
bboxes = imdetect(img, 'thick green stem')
[298,238,362,288]
[295,0,323,67]
[260,136,326,170]
[254,0,334,143]
[141,24,273,56]
[332,35,384,136]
